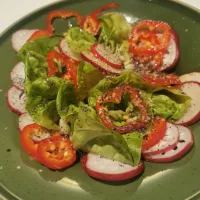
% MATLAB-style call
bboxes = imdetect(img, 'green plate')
[0,0,200,199]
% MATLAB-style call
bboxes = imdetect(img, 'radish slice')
[175,81,200,126]
[142,123,179,156]
[81,51,122,75]
[91,44,122,69]
[10,62,25,90]
[144,125,194,162]
[30,129,51,143]
[11,29,38,52]
[19,113,34,132]
[59,119,69,135]
[7,86,26,114]
[81,153,144,181]
[159,31,180,72]
[58,39,82,61]
[180,72,200,83]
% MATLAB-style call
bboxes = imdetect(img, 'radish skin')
[7,86,26,114]
[175,81,200,126]
[81,153,144,181]
[143,125,194,162]
[10,62,25,90]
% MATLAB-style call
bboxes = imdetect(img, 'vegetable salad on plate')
[8,3,199,182]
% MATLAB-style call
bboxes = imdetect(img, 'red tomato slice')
[143,73,181,86]
[27,30,51,41]
[37,135,76,170]
[96,84,150,134]
[142,117,167,150]
[20,123,48,160]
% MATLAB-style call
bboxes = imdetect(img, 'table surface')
[0,0,199,34]
[0,0,200,33]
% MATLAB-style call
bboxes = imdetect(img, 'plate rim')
[0,0,199,199]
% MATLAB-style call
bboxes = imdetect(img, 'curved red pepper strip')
[47,50,65,76]
[27,30,52,42]
[47,10,83,33]
[129,20,172,55]
[82,3,119,35]
[143,73,181,86]
[96,84,150,134]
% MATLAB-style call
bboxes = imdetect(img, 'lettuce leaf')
[98,13,131,51]
[77,62,104,100]
[123,132,143,165]
[56,82,77,118]
[70,109,135,165]
[65,27,96,53]
[18,36,62,62]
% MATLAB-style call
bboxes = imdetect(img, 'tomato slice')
[47,10,83,33]
[96,84,150,134]
[47,50,66,76]
[27,30,52,42]
[37,135,76,170]
[129,20,172,55]
[20,123,49,160]
[143,73,181,86]
[82,3,119,35]
[142,117,167,150]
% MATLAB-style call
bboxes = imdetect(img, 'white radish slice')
[81,51,122,75]
[18,113,34,132]
[180,72,200,83]
[59,119,69,135]
[159,31,180,72]
[81,153,144,181]
[144,125,194,163]
[91,44,122,69]
[10,62,25,90]
[174,81,200,126]
[11,29,38,52]
[142,123,179,156]
[7,86,26,114]
[58,39,82,61]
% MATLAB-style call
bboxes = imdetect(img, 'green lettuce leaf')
[77,62,104,100]
[123,132,143,165]
[26,94,60,130]
[65,27,96,53]
[56,82,77,118]
[98,13,131,51]
[18,36,62,62]
[70,110,135,165]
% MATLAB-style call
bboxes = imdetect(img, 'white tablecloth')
[0,0,199,33]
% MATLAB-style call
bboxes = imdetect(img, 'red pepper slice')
[96,84,150,134]
[47,10,83,33]
[37,135,76,170]
[47,50,66,76]
[129,20,172,55]
[64,58,80,88]
[142,117,167,150]
[27,30,52,42]
[143,73,181,86]
[20,123,48,160]
[82,3,119,35]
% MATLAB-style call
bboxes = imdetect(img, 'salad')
[7,3,200,182]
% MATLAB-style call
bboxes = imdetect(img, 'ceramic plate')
[0,0,200,199]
